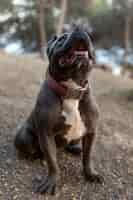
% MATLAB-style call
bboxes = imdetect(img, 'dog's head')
[47,27,95,88]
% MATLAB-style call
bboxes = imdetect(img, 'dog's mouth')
[59,41,89,66]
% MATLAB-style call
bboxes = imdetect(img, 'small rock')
[35,174,42,181]
[6,158,12,165]
[4,182,8,187]
[15,187,19,192]
[13,195,18,200]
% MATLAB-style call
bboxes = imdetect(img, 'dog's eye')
[66,53,73,59]
[59,58,66,66]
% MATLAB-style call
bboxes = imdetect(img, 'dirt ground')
[0,52,133,200]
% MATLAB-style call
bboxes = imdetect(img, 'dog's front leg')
[35,132,59,195]
[79,87,103,184]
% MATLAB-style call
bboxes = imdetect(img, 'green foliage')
[0,0,13,12]
[88,0,109,16]
[0,0,55,50]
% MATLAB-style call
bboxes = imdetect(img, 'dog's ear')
[86,32,96,64]
[87,32,94,43]
[47,35,58,59]
[83,28,94,43]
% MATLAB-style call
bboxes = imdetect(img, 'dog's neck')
[46,75,88,99]
[47,75,68,97]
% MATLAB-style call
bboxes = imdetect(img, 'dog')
[14,27,103,195]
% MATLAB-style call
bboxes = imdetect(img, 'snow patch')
[13,0,28,6]
[5,41,24,55]
[0,13,12,23]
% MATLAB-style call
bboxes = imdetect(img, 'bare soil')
[0,52,133,200]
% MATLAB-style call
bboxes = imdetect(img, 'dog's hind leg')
[14,122,42,159]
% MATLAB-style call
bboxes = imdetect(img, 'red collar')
[47,76,68,97]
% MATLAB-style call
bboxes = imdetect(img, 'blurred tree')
[0,0,13,36]
[85,0,96,9]
[2,0,131,53]
[113,0,133,60]
[0,0,55,51]
[56,0,68,35]
[36,0,46,57]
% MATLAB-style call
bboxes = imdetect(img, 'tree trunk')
[123,14,131,63]
[56,0,67,35]
[37,0,47,58]
[84,0,95,10]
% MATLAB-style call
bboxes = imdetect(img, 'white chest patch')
[62,99,86,142]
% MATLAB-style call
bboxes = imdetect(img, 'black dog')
[14,27,103,195]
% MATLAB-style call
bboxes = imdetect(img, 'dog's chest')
[62,99,86,142]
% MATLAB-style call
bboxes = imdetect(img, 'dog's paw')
[33,175,56,195]
[84,169,104,184]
